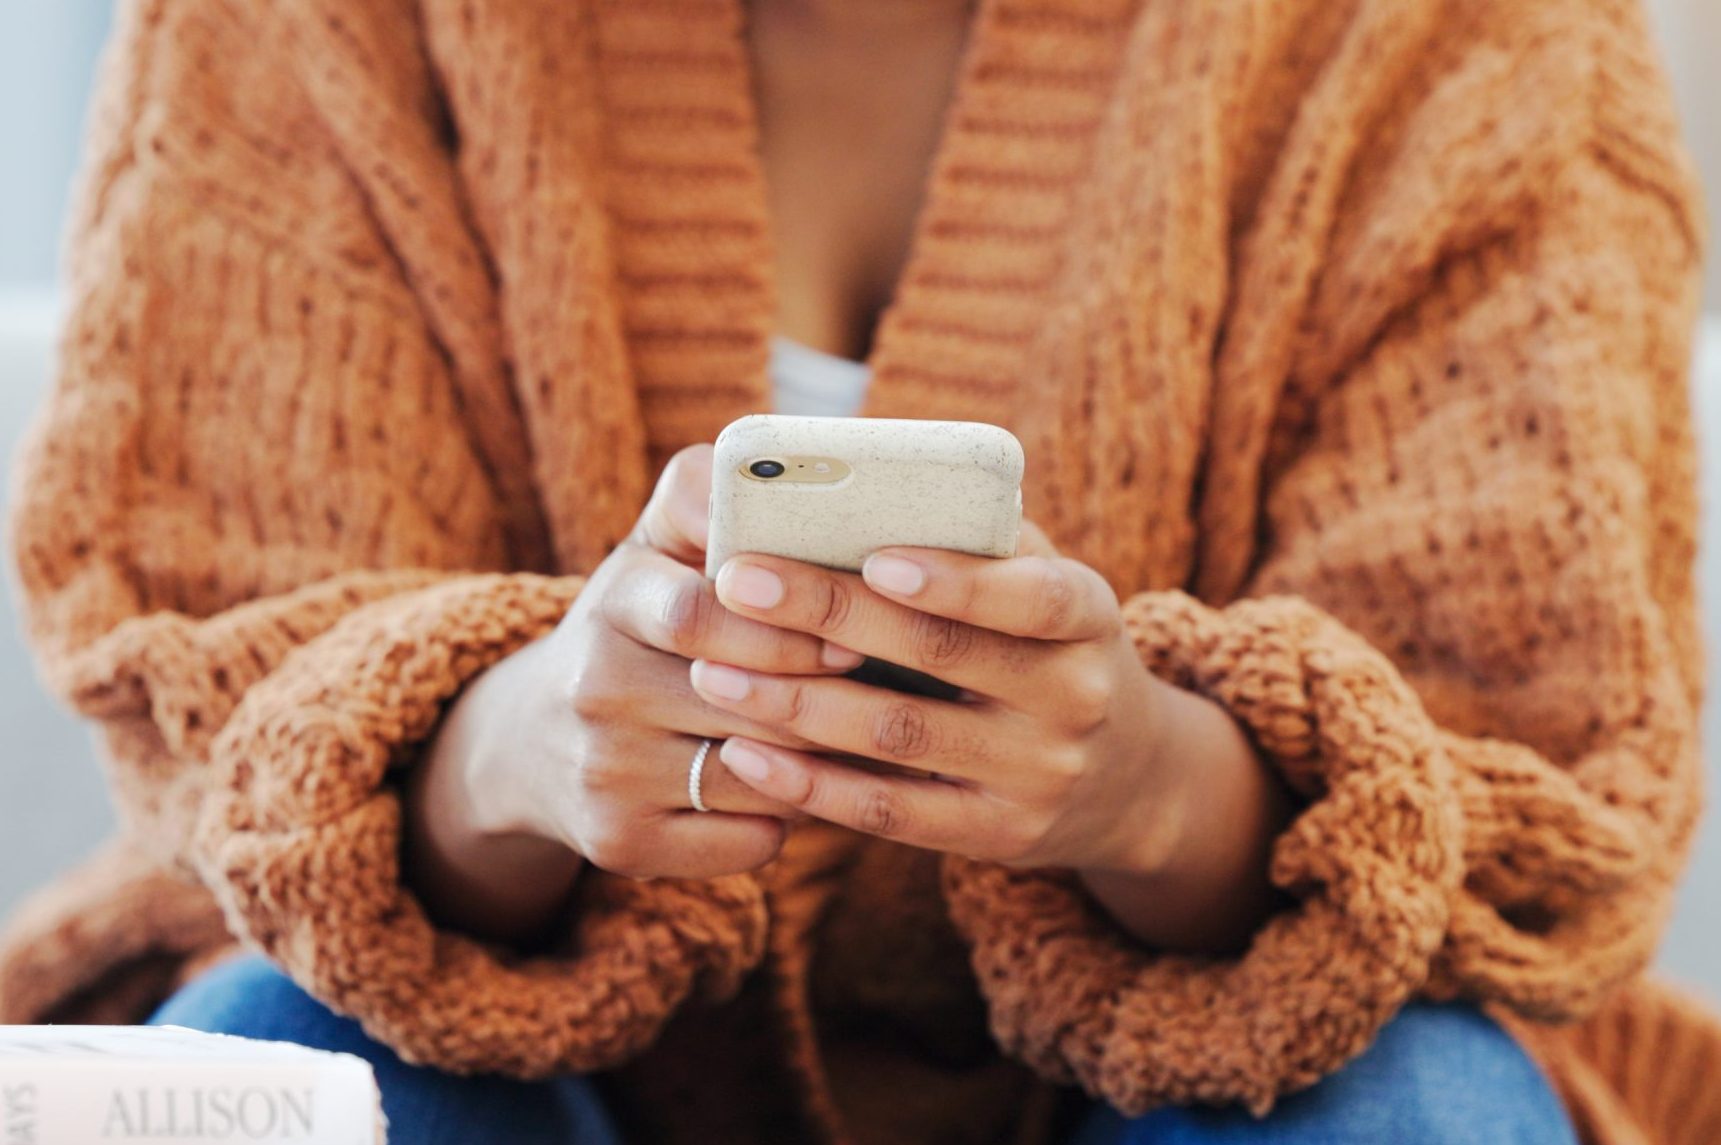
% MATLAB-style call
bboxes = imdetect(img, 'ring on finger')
[688,738,716,812]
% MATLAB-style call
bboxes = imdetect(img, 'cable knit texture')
[0,1,1714,1144]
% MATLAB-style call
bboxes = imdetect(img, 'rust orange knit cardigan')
[2,1,1718,1143]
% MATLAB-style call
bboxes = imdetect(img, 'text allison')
[101,1086,316,1139]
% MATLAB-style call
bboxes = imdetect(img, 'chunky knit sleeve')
[942,3,1706,1116]
[6,0,763,1072]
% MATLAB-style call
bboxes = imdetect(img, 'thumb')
[631,444,714,566]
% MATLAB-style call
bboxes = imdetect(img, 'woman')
[1,0,1716,1142]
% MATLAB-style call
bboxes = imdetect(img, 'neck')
[750,0,977,31]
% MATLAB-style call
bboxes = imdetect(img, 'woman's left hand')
[687,536,1191,876]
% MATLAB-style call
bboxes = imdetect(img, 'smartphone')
[707,414,1023,575]
[707,414,1024,698]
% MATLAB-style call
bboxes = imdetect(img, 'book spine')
[0,1058,383,1144]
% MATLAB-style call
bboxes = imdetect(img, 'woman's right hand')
[403,445,862,943]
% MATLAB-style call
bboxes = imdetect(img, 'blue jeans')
[152,955,1576,1144]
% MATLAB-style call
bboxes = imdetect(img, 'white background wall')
[1648,0,1721,307]
[0,1,118,964]
[1,2,1717,998]
[0,3,111,286]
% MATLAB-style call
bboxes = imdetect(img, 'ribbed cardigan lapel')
[584,0,1149,512]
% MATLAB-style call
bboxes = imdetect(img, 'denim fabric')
[1065,1002,1578,1145]
[149,955,627,1145]
[153,955,1576,1144]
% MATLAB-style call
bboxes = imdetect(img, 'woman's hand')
[689,538,1293,953]
[402,446,863,944]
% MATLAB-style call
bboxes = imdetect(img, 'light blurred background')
[1,3,1717,995]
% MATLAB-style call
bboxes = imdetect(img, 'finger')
[672,734,809,819]
[861,548,1118,643]
[563,645,839,781]
[716,737,1006,855]
[622,812,790,880]
[689,660,1014,785]
[605,547,864,674]
[711,555,1049,696]
[629,444,715,565]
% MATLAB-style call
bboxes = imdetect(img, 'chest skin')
[747,1,975,362]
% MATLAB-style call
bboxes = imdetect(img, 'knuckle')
[566,666,617,722]
[781,680,812,727]
[1039,743,1089,791]
[871,700,935,761]
[858,787,911,839]
[1084,567,1124,637]
[1092,580,1124,637]
[658,577,716,655]
[1060,662,1115,730]
[911,613,978,670]
[995,814,1051,865]
[580,820,645,875]
[590,561,634,624]
[1027,562,1078,637]
[784,763,821,808]
[570,751,628,798]
[811,577,855,635]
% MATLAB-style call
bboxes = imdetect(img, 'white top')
[769,336,871,417]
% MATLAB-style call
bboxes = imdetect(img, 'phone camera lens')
[749,459,786,479]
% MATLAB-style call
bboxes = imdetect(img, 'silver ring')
[688,738,715,812]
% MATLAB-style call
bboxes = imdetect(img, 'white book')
[0,1025,385,1144]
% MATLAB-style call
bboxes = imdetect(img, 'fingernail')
[691,660,751,701]
[821,642,864,670]
[721,740,772,783]
[720,562,785,609]
[863,554,925,596]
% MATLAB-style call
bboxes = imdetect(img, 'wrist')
[441,633,558,842]
[1084,672,1200,878]
[404,633,584,946]
[1074,672,1294,954]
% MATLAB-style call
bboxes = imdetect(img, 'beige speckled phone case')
[706,415,1023,577]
